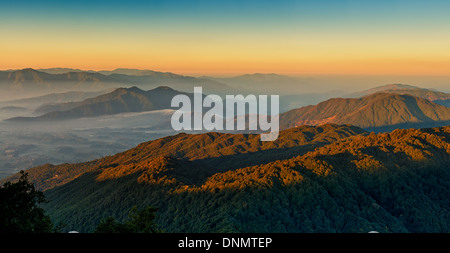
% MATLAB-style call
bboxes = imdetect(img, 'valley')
[1,68,450,233]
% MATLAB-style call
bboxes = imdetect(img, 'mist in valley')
[1,69,449,180]
[0,98,177,179]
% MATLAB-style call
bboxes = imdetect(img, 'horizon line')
[3,67,450,78]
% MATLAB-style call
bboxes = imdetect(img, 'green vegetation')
[3,124,449,233]
[5,124,364,192]
[0,171,53,233]
[0,171,161,233]
[21,124,447,233]
[94,206,160,233]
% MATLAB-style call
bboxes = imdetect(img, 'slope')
[38,125,450,233]
[280,93,450,131]
[1,124,366,191]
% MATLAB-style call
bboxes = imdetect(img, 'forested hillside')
[24,125,449,233]
[2,124,364,191]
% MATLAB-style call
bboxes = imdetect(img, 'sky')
[1,0,450,76]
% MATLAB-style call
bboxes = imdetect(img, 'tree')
[0,171,53,233]
[94,206,160,233]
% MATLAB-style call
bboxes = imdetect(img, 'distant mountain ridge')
[280,92,450,131]
[0,68,113,91]
[350,83,422,95]
[6,86,189,121]
[348,83,450,107]
[8,82,450,133]
[0,68,231,100]
[38,68,189,77]
[205,73,319,95]
[0,90,111,110]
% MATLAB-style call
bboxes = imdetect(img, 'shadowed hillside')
[3,124,449,233]
[2,124,365,191]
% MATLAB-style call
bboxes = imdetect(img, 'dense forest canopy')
[10,124,446,233]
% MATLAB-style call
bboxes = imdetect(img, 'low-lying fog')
[0,110,177,179]
[1,73,449,180]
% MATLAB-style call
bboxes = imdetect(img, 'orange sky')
[2,1,450,76]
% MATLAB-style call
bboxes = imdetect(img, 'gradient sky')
[2,0,450,75]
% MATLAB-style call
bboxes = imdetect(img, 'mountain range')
[348,83,450,107]
[205,73,320,95]
[0,68,230,100]
[8,124,364,191]
[6,86,190,121]
[279,92,450,132]
[3,123,449,233]
[0,68,114,95]
[0,90,111,111]
[1,77,450,233]
[6,81,450,134]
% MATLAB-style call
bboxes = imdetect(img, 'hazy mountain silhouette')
[0,90,111,112]
[6,86,190,121]
[205,73,320,95]
[0,68,113,91]
[348,84,450,107]
[0,68,232,100]
[37,68,88,74]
